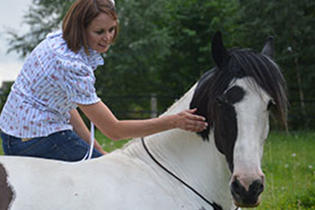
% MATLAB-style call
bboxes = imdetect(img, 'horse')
[0,31,287,210]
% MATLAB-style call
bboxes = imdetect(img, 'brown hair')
[62,0,119,54]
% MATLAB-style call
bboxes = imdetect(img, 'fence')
[104,94,178,120]
[0,86,314,128]
[288,99,315,129]
[104,95,315,129]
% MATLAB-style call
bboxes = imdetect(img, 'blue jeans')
[1,130,102,161]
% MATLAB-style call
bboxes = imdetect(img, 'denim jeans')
[1,130,102,161]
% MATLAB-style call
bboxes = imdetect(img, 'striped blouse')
[0,30,104,138]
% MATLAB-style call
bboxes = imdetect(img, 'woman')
[0,0,207,161]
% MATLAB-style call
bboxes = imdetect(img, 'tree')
[238,0,315,129]
[94,0,240,117]
[0,82,14,111]
[7,0,73,57]
[157,0,240,97]
[10,0,315,129]
[5,0,241,118]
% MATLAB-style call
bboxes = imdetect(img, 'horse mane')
[190,47,288,140]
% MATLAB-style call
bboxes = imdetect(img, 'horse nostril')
[231,178,245,198]
[231,177,264,206]
[249,179,264,197]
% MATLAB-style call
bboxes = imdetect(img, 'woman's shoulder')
[45,30,83,62]
[45,30,104,69]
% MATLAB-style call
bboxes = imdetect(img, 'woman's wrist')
[159,115,177,130]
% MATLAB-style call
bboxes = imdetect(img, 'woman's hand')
[170,108,208,132]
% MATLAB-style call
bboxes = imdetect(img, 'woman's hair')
[62,0,119,54]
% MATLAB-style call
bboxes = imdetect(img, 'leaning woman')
[0,0,207,161]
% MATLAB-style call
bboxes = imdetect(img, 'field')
[254,131,315,210]
[0,131,314,209]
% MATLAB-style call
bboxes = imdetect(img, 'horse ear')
[211,31,230,70]
[261,36,274,59]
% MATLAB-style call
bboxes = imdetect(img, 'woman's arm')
[69,109,107,154]
[78,101,207,141]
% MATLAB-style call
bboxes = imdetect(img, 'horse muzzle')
[230,177,264,208]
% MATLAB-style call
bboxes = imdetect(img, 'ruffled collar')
[47,30,104,70]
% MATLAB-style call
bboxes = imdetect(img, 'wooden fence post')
[150,93,158,118]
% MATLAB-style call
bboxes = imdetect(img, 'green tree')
[5,0,241,118]
[0,82,14,111]
[7,0,73,57]
[100,0,240,115]
[157,0,239,96]
[238,0,315,129]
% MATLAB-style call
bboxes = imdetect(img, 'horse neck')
[144,129,232,207]
[123,84,233,208]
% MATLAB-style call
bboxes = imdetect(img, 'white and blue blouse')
[0,30,104,138]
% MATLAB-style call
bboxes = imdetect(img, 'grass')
[253,131,315,210]
[94,131,130,152]
[0,131,314,209]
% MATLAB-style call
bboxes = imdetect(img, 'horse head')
[190,31,288,208]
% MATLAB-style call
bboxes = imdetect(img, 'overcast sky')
[0,0,32,86]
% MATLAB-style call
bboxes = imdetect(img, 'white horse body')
[1,32,287,210]
[0,83,236,210]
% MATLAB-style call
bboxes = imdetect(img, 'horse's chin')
[234,197,261,208]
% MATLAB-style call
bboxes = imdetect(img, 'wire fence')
[104,95,315,130]
[0,83,315,129]
[104,94,178,120]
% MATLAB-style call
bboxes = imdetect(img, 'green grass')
[253,131,315,210]
[1,131,314,209]
[94,130,130,152]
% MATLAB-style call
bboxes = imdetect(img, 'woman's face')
[86,12,117,53]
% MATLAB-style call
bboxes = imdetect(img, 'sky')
[0,0,32,86]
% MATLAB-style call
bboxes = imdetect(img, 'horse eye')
[216,96,226,106]
[267,100,276,110]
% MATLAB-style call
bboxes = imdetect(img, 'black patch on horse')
[190,31,288,172]
[0,163,14,210]
[214,86,245,172]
